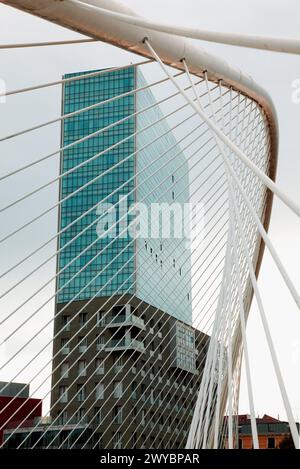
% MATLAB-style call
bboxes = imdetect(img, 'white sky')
[0,0,299,422]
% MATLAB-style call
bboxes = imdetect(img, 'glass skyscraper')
[47,66,206,450]
[57,66,192,324]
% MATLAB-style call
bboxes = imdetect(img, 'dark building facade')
[50,295,209,449]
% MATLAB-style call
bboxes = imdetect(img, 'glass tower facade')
[57,66,192,324]
[58,68,136,302]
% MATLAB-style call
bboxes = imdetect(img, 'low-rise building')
[230,414,298,449]
[0,382,42,446]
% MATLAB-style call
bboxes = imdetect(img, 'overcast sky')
[0,0,299,422]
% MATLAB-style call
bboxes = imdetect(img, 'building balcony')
[105,337,145,353]
[61,346,69,355]
[78,345,87,354]
[101,314,145,330]
[171,357,197,374]
[113,365,123,373]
